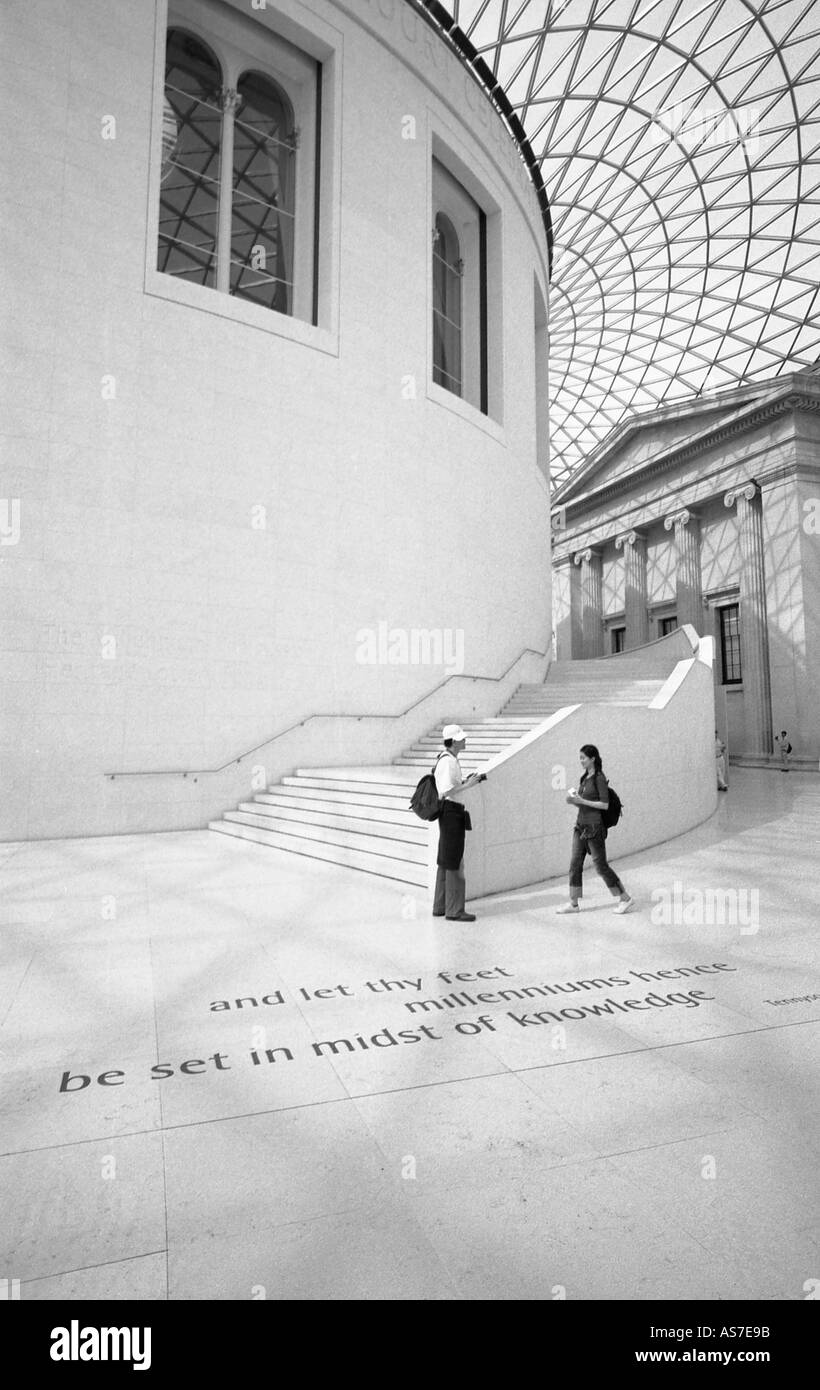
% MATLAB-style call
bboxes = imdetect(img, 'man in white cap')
[432,724,486,921]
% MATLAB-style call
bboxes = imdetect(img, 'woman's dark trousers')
[569,828,625,897]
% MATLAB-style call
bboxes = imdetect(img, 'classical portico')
[551,373,820,767]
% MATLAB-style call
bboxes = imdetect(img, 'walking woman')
[556,744,634,915]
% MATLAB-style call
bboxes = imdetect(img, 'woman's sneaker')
[555,902,580,914]
[613,897,634,914]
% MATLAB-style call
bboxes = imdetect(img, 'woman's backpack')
[600,783,623,829]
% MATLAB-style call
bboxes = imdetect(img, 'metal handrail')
[104,644,549,779]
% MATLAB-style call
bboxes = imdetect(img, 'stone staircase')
[208,657,667,885]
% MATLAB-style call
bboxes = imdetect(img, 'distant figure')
[715,731,728,791]
[774,730,792,772]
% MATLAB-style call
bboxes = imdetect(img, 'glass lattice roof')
[443,0,820,489]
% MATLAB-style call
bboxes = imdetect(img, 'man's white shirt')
[435,750,463,800]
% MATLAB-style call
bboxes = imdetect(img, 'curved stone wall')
[0,0,551,838]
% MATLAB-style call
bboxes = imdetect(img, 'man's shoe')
[446,912,476,921]
[613,897,634,914]
[555,902,579,914]
[432,911,445,917]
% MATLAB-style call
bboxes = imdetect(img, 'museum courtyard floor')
[1,769,818,1302]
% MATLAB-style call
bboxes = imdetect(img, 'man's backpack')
[599,777,623,830]
[409,753,447,821]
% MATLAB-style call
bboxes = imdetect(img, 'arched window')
[159,29,223,287]
[230,71,296,314]
[156,18,319,323]
[432,213,463,397]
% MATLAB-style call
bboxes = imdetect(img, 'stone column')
[551,554,576,661]
[663,508,702,632]
[216,88,242,293]
[724,483,773,757]
[614,530,649,648]
[573,548,603,658]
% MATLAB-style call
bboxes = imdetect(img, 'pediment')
[555,382,777,505]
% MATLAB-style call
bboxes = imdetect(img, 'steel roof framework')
[441,0,820,487]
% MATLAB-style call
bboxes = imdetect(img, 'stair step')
[293,766,419,784]
[412,738,511,748]
[236,804,427,846]
[209,821,428,886]
[394,761,489,772]
[277,781,414,809]
[418,725,526,734]
[406,751,512,761]
[223,810,428,863]
[394,758,487,768]
[516,682,664,691]
[255,792,416,825]
[513,680,664,689]
[504,700,653,710]
[505,692,658,703]
[282,775,415,796]
[244,801,424,840]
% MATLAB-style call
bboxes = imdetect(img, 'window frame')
[145,0,339,352]
[428,130,502,430]
[718,602,743,685]
[159,6,317,322]
[432,210,464,398]
[431,158,486,413]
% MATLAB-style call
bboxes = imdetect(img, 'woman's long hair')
[580,744,602,776]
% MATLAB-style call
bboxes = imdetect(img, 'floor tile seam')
[0,1056,539,1156]
[0,1065,527,1155]
[281,958,358,1101]
[506,1016,820,1076]
[152,933,171,1305]
[0,844,33,868]
[4,1011,817,1154]
[343,1091,520,1301]
[18,1247,169,1287]
[297,1138,470,1299]
[0,951,37,1029]
[594,1124,744,1164]
[617,1202,815,1284]
[452,1026,561,1093]
[168,1197,470,1290]
[3,1023,817,1158]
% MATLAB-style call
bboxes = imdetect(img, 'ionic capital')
[614,529,641,551]
[724,482,757,509]
[219,87,242,114]
[573,547,596,566]
[663,508,695,532]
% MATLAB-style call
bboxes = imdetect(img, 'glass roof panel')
[443,0,820,488]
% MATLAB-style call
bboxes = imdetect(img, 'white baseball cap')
[442,724,466,741]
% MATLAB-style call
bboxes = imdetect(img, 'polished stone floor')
[1,769,818,1301]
